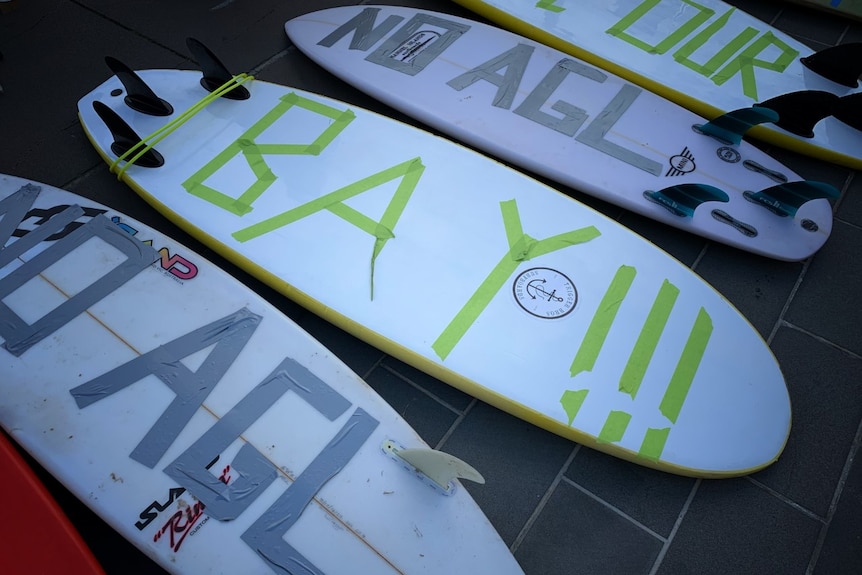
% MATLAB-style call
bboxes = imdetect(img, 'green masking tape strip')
[233,158,424,300]
[638,427,670,461]
[619,279,680,398]
[597,410,632,443]
[111,74,253,179]
[673,10,758,77]
[432,199,600,360]
[659,307,713,423]
[711,32,798,100]
[182,92,355,215]
[606,0,713,55]
[570,265,636,377]
[535,0,565,12]
[560,389,589,426]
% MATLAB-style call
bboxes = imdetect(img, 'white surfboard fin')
[186,38,250,101]
[382,440,484,494]
[105,56,173,117]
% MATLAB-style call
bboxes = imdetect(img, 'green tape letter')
[606,0,714,55]
[182,92,355,215]
[711,32,799,100]
[570,265,636,377]
[560,389,589,426]
[432,199,600,360]
[673,9,759,78]
[598,410,632,443]
[659,307,713,423]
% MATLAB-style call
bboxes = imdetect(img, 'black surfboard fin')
[694,106,779,145]
[833,93,862,132]
[643,183,729,218]
[92,101,164,168]
[754,91,839,138]
[800,43,862,88]
[743,181,839,218]
[104,56,173,117]
[186,38,250,100]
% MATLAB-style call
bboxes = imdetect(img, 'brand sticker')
[513,267,577,319]
[666,147,696,176]
[388,30,442,64]
[716,146,741,163]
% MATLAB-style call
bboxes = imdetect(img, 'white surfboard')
[453,0,862,170]
[77,53,791,478]
[0,174,522,574]
[285,5,838,262]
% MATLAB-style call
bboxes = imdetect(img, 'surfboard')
[76,45,792,478]
[784,0,862,21]
[285,5,838,262]
[0,174,522,574]
[451,0,862,170]
[0,431,105,575]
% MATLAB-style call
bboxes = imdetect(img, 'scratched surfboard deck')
[452,0,862,170]
[78,68,791,478]
[0,432,105,575]
[784,0,862,20]
[0,175,523,574]
[286,5,836,262]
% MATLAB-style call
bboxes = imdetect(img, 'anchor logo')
[513,267,578,319]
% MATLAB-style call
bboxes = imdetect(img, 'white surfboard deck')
[453,0,862,170]
[0,174,522,575]
[285,5,835,262]
[78,68,791,477]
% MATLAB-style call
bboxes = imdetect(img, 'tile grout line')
[745,476,826,523]
[560,476,670,543]
[434,398,478,451]
[648,479,702,575]
[805,414,862,574]
[508,445,580,555]
[378,362,470,417]
[780,321,862,360]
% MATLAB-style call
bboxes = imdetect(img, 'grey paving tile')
[657,478,822,575]
[837,173,862,231]
[814,442,862,575]
[516,479,663,575]
[566,447,696,538]
[754,326,862,517]
[775,6,850,47]
[693,244,802,339]
[0,0,185,184]
[364,361,459,447]
[785,220,862,356]
[379,356,474,413]
[441,402,575,545]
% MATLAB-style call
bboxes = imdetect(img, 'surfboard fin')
[834,93,862,132]
[743,181,839,218]
[693,106,779,145]
[755,91,839,138]
[104,56,173,116]
[186,38,250,100]
[382,440,485,494]
[800,43,862,88]
[643,183,729,218]
[91,101,165,168]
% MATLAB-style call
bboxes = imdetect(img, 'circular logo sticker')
[668,154,696,174]
[513,267,577,319]
[716,146,741,163]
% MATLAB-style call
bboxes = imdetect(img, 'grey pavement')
[1,0,860,573]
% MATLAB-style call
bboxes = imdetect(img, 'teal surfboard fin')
[800,43,862,88]
[743,181,840,218]
[186,38,250,101]
[755,91,839,138]
[104,56,173,117]
[91,101,165,168]
[644,184,729,218]
[382,440,485,494]
[694,106,779,145]
[834,93,861,132]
